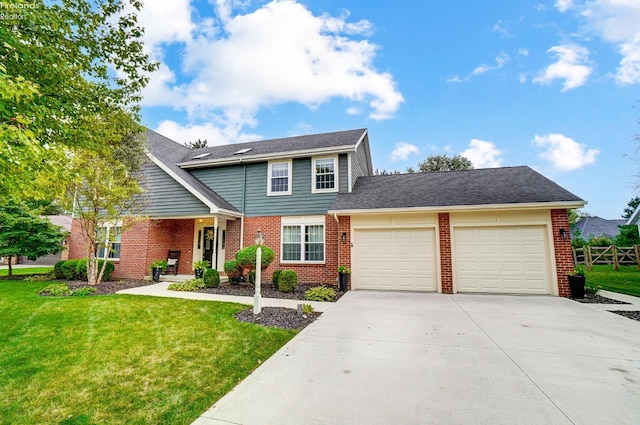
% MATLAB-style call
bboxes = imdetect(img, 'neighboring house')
[68,128,585,296]
[627,205,640,232]
[573,216,626,240]
[20,215,72,266]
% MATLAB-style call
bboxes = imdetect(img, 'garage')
[353,228,438,291]
[453,225,551,294]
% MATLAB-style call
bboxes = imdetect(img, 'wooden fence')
[572,245,640,270]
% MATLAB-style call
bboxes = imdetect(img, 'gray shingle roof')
[146,129,239,213]
[330,166,584,211]
[178,128,367,165]
[574,216,625,239]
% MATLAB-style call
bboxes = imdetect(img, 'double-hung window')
[96,225,122,260]
[268,160,292,196]
[281,217,325,263]
[312,156,338,193]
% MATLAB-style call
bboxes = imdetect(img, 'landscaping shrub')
[39,283,71,296]
[224,259,243,283]
[247,270,255,285]
[23,273,54,282]
[305,286,336,302]
[203,269,220,288]
[168,278,205,291]
[235,245,275,269]
[302,304,314,314]
[60,260,79,280]
[272,270,282,287]
[71,287,97,297]
[277,270,298,293]
[54,261,66,279]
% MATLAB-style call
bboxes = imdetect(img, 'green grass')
[0,280,296,425]
[0,266,53,277]
[585,265,640,297]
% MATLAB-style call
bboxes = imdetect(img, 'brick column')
[438,213,453,294]
[338,216,351,289]
[551,209,573,297]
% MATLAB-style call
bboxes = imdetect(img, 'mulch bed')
[66,279,155,295]
[572,293,630,304]
[198,282,345,302]
[609,311,640,322]
[235,307,322,330]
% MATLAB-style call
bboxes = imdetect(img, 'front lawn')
[0,280,295,425]
[0,266,53,277]
[585,265,640,297]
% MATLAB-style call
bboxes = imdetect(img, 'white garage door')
[453,226,550,294]
[354,228,437,291]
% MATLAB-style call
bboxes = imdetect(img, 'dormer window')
[267,160,292,196]
[312,156,338,193]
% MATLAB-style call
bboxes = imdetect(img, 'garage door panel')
[355,228,437,292]
[454,226,550,294]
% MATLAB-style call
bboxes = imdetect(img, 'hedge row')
[54,259,115,281]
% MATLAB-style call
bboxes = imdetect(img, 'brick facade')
[338,216,351,289]
[438,213,453,294]
[551,209,573,297]
[241,215,340,286]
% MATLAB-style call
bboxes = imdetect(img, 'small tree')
[622,197,640,220]
[417,155,473,172]
[0,204,67,277]
[184,139,208,149]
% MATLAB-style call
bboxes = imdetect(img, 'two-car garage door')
[453,226,550,294]
[352,221,552,294]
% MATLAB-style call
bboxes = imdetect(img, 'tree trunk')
[7,255,13,278]
[87,252,98,286]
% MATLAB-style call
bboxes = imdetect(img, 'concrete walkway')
[116,281,335,312]
[192,291,640,425]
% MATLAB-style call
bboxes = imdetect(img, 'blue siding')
[191,157,342,217]
[351,138,371,189]
[142,163,210,217]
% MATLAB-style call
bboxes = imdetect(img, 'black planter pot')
[194,269,204,279]
[338,272,350,292]
[152,267,163,283]
[568,275,586,299]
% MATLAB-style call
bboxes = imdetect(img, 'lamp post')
[253,229,264,314]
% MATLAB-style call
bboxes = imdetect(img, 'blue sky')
[136,0,640,219]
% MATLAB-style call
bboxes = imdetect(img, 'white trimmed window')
[96,225,122,260]
[268,160,292,196]
[281,217,325,263]
[312,156,338,193]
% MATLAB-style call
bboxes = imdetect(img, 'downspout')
[333,213,340,285]
[240,163,247,249]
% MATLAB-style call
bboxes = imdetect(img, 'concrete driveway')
[195,292,640,425]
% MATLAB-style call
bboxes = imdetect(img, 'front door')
[203,226,216,265]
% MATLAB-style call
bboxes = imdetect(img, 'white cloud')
[533,44,592,90]
[155,120,261,146]
[472,52,509,75]
[519,73,528,83]
[518,48,529,56]
[446,75,463,83]
[390,142,420,162]
[493,22,511,37]
[141,0,404,140]
[461,139,504,168]
[575,0,640,84]
[532,133,600,170]
[555,0,574,13]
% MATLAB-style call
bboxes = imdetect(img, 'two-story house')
[68,128,586,296]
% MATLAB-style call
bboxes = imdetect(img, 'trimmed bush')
[235,245,275,269]
[305,286,336,302]
[60,260,79,280]
[203,269,220,288]
[54,261,66,279]
[272,270,282,286]
[168,278,205,292]
[224,259,242,277]
[277,270,298,293]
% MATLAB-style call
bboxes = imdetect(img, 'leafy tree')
[622,197,640,220]
[185,139,208,149]
[64,131,148,286]
[0,0,157,201]
[0,203,67,277]
[417,155,473,172]
[615,225,640,246]
[374,169,401,175]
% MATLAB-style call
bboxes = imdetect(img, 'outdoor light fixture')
[341,232,347,241]
[254,229,264,246]
[559,228,568,240]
